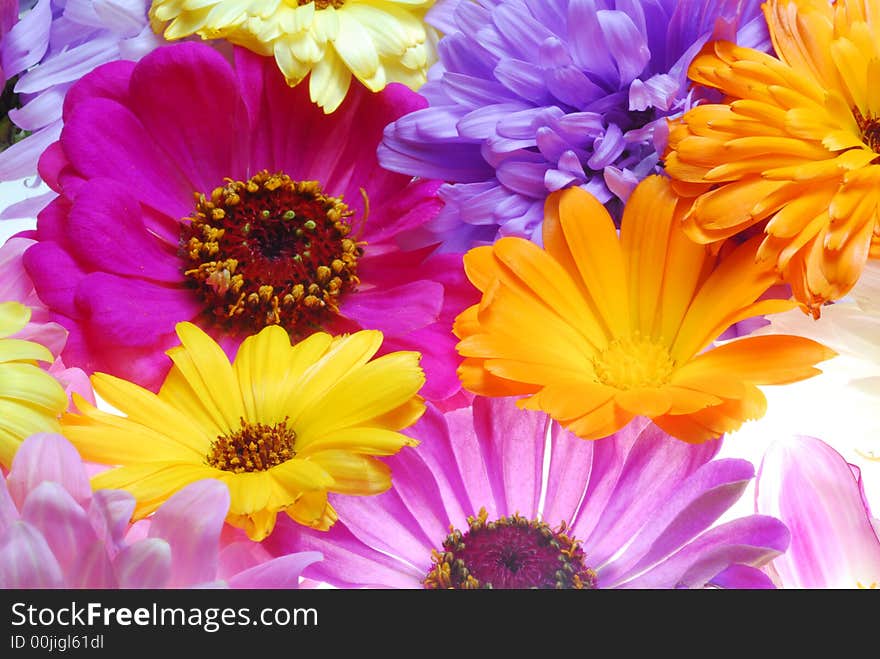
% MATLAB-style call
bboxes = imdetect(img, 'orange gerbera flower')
[664,0,880,316]
[454,176,837,443]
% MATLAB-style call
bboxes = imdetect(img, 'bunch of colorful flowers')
[0,0,877,593]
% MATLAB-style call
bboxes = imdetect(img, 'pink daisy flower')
[22,42,471,400]
[0,432,321,588]
[268,397,790,589]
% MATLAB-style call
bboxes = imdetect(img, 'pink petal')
[0,521,64,588]
[7,432,91,509]
[88,489,136,559]
[756,436,880,588]
[114,538,171,588]
[147,479,229,587]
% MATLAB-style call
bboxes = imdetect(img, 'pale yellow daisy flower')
[150,0,438,112]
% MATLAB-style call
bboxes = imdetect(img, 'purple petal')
[147,479,230,587]
[597,10,650,84]
[598,458,758,586]
[1,0,51,78]
[7,432,91,509]
[496,159,549,197]
[587,122,626,169]
[541,423,596,527]
[617,515,789,589]
[567,0,617,84]
[708,564,776,589]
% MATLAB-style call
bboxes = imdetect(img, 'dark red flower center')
[424,509,597,589]
[854,106,880,155]
[180,171,361,336]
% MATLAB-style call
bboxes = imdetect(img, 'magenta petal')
[542,423,596,526]
[66,179,182,282]
[269,518,422,589]
[708,564,776,589]
[617,515,790,589]
[114,538,172,588]
[147,479,229,587]
[61,96,193,219]
[75,272,198,347]
[0,521,65,588]
[598,458,756,585]
[62,59,136,119]
[341,280,442,336]
[472,396,546,518]
[23,240,88,319]
[576,424,721,567]
[360,179,444,245]
[129,43,250,194]
[227,551,323,589]
[7,432,91,509]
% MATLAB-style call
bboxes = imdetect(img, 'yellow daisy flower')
[0,302,68,467]
[61,321,425,541]
[150,0,438,113]
[454,176,837,444]
[664,0,880,317]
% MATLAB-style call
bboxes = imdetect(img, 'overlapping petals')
[665,0,880,315]
[378,0,768,249]
[756,436,880,588]
[61,321,426,541]
[454,176,837,442]
[23,42,470,400]
[269,397,789,588]
[0,432,322,587]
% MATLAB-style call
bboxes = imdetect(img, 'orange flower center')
[592,334,675,390]
[180,171,361,337]
[206,417,297,473]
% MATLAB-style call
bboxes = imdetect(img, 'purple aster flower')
[379,0,770,250]
[267,397,789,589]
[0,0,162,200]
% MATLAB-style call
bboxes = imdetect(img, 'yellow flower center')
[854,107,880,156]
[206,417,297,473]
[298,0,344,7]
[180,170,361,337]
[592,334,675,390]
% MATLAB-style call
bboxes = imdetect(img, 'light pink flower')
[0,432,321,588]
[756,435,880,589]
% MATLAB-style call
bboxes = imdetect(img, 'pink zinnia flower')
[756,436,880,589]
[0,236,93,407]
[0,432,321,588]
[23,42,472,400]
[269,397,790,589]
